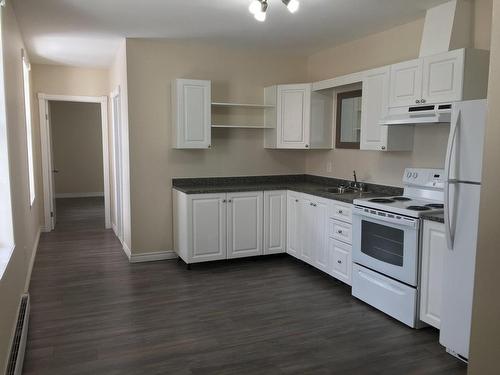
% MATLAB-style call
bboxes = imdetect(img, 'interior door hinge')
[50,212,54,218]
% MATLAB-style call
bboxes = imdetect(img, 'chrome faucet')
[351,170,367,192]
[353,170,358,187]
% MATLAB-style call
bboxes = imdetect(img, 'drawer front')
[330,201,353,223]
[329,238,352,285]
[352,264,417,328]
[329,219,352,244]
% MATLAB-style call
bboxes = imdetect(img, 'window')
[22,51,35,205]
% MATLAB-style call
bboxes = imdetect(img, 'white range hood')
[380,0,471,126]
[382,104,452,126]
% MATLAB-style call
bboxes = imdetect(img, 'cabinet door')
[188,193,226,262]
[328,238,352,285]
[313,199,329,273]
[422,49,464,104]
[227,192,263,259]
[420,220,446,329]
[277,84,311,149]
[264,191,287,255]
[286,191,301,258]
[300,197,316,265]
[172,79,211,149]
[360,67,389,151]
[389,59,423,108]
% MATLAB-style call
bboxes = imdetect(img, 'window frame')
[22,49,35,206]
[335,89,362,150]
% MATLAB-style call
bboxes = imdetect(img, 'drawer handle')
[337,230,343,234]
[358,271,405,295]
[337,260,342,264]
[338,210,343,214]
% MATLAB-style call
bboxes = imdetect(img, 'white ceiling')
[12,0,450,68]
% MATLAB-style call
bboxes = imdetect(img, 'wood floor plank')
[23,197,467,374]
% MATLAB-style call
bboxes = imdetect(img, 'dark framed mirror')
[336,90,362,149]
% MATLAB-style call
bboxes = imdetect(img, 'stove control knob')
[407,172,412,178]
[412,172,418,179]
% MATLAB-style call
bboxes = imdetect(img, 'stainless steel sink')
[322,186,355,194]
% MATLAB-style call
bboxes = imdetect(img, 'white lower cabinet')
[227,192,263,259]
[264,190,287,255]
[328,238,352,285]
[286,191,302,259]
[174,190,265,264]
[420,220,446,329]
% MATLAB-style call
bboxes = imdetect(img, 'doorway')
[38,94,110,231]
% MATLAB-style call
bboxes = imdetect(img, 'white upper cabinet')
[226,191,263,259]
[361,67,414,152]
[172,79,211,149]
[277,84,311,149]
[422,49,464,104]
[389,49,490,108]
[264,84,333,150]
[389,58,423,107]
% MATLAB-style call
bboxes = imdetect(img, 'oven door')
[352,206,419,286]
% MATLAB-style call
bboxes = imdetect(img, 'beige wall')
[469,1,500,373]
[50,101,104,195]
[0,2,42,372]
[305,1,493,187]
[126,39,308,253]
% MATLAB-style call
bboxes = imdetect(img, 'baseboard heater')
[6,294,30,375]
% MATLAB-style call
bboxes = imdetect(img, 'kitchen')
[2,0,499,374]
[172,0,487,367]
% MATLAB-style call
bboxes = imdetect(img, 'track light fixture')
[249,0,300,22]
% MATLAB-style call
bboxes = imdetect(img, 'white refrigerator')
[440,99,487,360]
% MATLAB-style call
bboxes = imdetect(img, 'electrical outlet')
[326,161,333,173]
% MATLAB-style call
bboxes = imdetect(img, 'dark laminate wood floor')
[24,198,467,375]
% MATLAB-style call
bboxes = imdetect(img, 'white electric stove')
[351,168,444,328]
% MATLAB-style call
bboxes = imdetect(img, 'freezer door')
[440,183,481,359]
[447,100,487,184]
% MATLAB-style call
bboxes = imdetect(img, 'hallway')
[23,198,466,375]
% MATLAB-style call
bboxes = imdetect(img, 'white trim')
[38,93,111,231]
[312,71,365,91]
[129,251,177,263]
[24,227,41,292]
[55,192,104,198]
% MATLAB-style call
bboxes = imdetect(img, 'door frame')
[38,93,111,231]
[110,86,124,242]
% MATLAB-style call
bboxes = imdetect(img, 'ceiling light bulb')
[287,0,300,13]
[254,11,266,22]
[282,0,300,13]
[249,0,261,15]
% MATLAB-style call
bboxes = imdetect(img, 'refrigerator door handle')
[444,110,461,250]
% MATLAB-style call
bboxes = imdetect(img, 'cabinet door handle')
[228,199,232,203]
[338,210,343,214]
[295,199,299,202]
[421,99,426,104]
[381,146,386,150]
[416,100,421,104]
[222,199,227,203]
[337,260,342,264]
[305,144,309,148]
[337,230,343,234]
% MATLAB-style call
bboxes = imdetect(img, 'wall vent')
[6,294,30,375]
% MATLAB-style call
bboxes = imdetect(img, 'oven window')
[361,220,404,266]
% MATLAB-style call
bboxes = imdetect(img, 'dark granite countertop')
[172,175,403,204]
[422,213,445,224]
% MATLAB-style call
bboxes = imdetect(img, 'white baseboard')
[24,227,41,292]
[55,192,104,198]
[129,251,177,263]
[122,241,132,259]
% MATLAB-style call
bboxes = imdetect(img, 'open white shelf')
[212,124,274,129]
[212,102,275,108]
